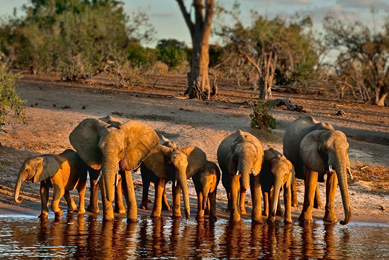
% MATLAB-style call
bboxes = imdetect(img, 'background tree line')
[0,0,388,130]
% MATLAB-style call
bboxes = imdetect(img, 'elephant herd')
[14,115,353,225]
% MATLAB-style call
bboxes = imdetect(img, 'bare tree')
[176,0,216,99]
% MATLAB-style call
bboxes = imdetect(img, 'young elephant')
[217,130,264,223]
[14,149,88,219]
[192,161,220,221]
[260,148,293,224]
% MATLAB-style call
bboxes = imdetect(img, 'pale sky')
[1,0,388,49]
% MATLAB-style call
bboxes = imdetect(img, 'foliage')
[215,3,319,99]
[323,13,389,106]
[156,39,188,69]
[249,100,276,131]
[0,64,26,131]
[0,0,155,82]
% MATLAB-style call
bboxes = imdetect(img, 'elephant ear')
[69,118,109,170]
[120,121,160,171]
[33,156,61,183]
[181,146,207,177]
[300,130,325,172]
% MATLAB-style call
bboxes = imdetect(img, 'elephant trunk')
[102,159,118,202]
[14,174,24,204]
[336,162,352,225]
[177,170,190,219]
[202,184,210,210]
[269,180,283,219]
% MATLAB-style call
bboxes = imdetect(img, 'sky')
[0,0,388,49]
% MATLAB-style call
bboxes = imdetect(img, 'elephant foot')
[87,205,99,214]
[252,218,262,224]
[196,215,204,221]
[298,213,313,224]
[209,215,217,222]
[127,217,138,224]
[77,208,86,214]
[240,209,247,215]
[323,212,338,224]
[38,212,49,219]
[262,210,269,218]
[172,215,183,220]
[284,218,293,225]
[103,217,114,222]
[55,209,64,220]
[115,208,126,214]
[68,209,75,214]
[139,202,147,210]
[266,217,276,224]
[151,215,161,219]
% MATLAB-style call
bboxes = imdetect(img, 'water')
[0,214,388,259]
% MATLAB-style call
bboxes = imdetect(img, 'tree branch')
[176,0,194,36]
[238,49,262,76]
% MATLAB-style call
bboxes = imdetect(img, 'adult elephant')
[141,143,207,220]
[217,130,264,223]
[69,118,159,222]
[283,115,352,225]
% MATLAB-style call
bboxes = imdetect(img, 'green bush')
[249,100,276,131]
[0,65,26,131]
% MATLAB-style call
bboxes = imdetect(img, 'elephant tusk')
[95,171,102,185]
[115,173,119,186]
[347,167,353,180]
[329,165,334,173]
[235,170,240,175]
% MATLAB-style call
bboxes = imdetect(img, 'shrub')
[249,100,276,131]
[0,65,26,131]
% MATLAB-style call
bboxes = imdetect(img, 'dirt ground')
[0,73,388,224]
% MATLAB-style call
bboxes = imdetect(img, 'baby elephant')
[192,161,220,221]
[14,149,88,219]
[260,148,293,224]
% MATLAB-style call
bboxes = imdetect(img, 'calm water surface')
[0,214,388,259]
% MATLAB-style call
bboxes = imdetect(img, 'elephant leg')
[122,171,137,223]
[162,189,171,211]
[323,171,338,223]
[250,174,262,223]
[284,184,292,224]
[114,175,126,214]
[77,179,87,214]
[87,177,100,213]
[196,191,205,220]
[239,188,247,215]
[227,190,232,211]
[140,179,150,210]
[39,181,49,219]
[262,191,269,217]
[209,190,217,221]
[172,182,183,219]
[276,199,284,217]
[291,179,298,207]
[64,190,77,213]
[99,175,114,221]
[299,169,318,223]
[52,185,65,219]
[230,175,241,222]
[151,178,165,218]
[314,185,323,209]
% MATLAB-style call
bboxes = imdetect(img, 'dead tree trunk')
[177,0,215,100]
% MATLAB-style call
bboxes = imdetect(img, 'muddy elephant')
[141,141,207,219]
[14,149,88,219]
[192,161,220,221]
[260,148,293,223]
[217,130,264,223]
[283,115,352,225]
[69,118,159,222]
